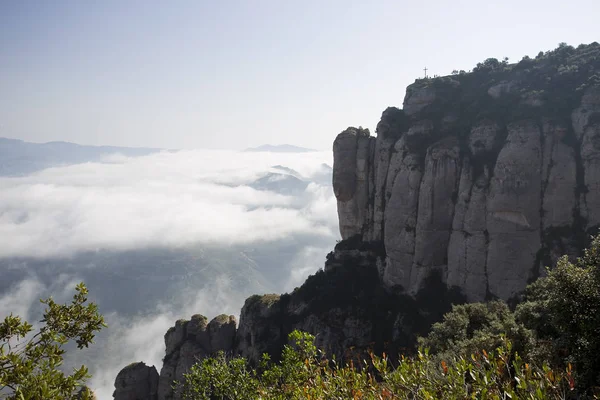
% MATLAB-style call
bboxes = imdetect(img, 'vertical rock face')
[579,87,600,227]
[236,294,283,364]
[485,120,542,300]
[157,314,236,400]
[332,43,600,302]
[410,136,461,293]
[332,127,375,239]
[113,314,236,400]
[113,362,159,400]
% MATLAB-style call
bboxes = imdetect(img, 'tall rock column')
[486,120,542,300]
[332,127,374,240]
[382,120,433,289]
[369,107,409,242]
[410,136,461,293]
[446,121,500,301]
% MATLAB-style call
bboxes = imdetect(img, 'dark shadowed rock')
[113,362,158,400]
[157,314,237,400]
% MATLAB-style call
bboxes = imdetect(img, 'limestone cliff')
[113,315,236,400]
[112,43,600,399]
[113,362,158,400]
[334,43,600,302]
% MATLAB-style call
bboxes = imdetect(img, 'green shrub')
[517,234,600,392]
[0,283,105,399]
[180,330,574,399]
[419,301,532,362]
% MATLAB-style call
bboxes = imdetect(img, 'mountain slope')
[0,137,161,176]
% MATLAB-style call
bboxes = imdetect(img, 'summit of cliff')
[333,41,600,301]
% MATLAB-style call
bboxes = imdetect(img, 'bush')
[419,301,532,362]
[516,234,600,392]
[180,330,574,399]
[0,283,105,399]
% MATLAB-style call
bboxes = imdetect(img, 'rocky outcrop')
[332,43,600,302]
[114,315,236,400]
[113,362,158,400]
[236,295,284,363]
[233,257,456,365]
[158,314,236,400]
[333,127,374,239]
[113,42,600,397]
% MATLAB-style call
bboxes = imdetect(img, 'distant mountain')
[249,172,309,196]
[244,144,317,153]
[246,163,332,196]
[0,137,161,176]
[271,165,302,177]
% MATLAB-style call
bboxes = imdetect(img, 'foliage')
[516,234,600,392]
[472,57,510,73]
[0,283,105,400]
[180,330,575,400]
[417,234,600,395]
[178,353,258,400]
[419,301,532,362]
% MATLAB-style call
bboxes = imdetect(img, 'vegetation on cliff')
[175,232,600,398]
[417,234,600,393]
[415,42,600,124]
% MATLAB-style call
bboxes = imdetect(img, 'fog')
[0,148,338,398]
[0,150,337,258]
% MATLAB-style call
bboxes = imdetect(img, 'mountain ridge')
[0,137,162,176]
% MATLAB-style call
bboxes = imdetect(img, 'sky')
[1,0,599,150]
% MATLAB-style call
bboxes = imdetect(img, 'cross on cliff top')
[424,67,428,78]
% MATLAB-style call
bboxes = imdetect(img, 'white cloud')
[0,278,45,321]
[283,245,332,292]
[0,149,338,258]
[0,274,80,322]
[0,148,340,398]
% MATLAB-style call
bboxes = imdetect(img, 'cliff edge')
[113,42,600,400]
[334,42,600,301]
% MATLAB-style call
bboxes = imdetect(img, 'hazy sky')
[1,0,598,150]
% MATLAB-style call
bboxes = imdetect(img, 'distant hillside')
[0,137,161,176]
[245,144,317,153]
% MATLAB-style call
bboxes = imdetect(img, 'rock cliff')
[113,315,236,400]
[333,43,600,302]
[113,362,158,400]
[112,42,600,399]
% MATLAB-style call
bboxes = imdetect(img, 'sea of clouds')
[0,148,339,398]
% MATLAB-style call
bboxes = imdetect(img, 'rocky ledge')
[334,42,600,301]
[112,42,600,399]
